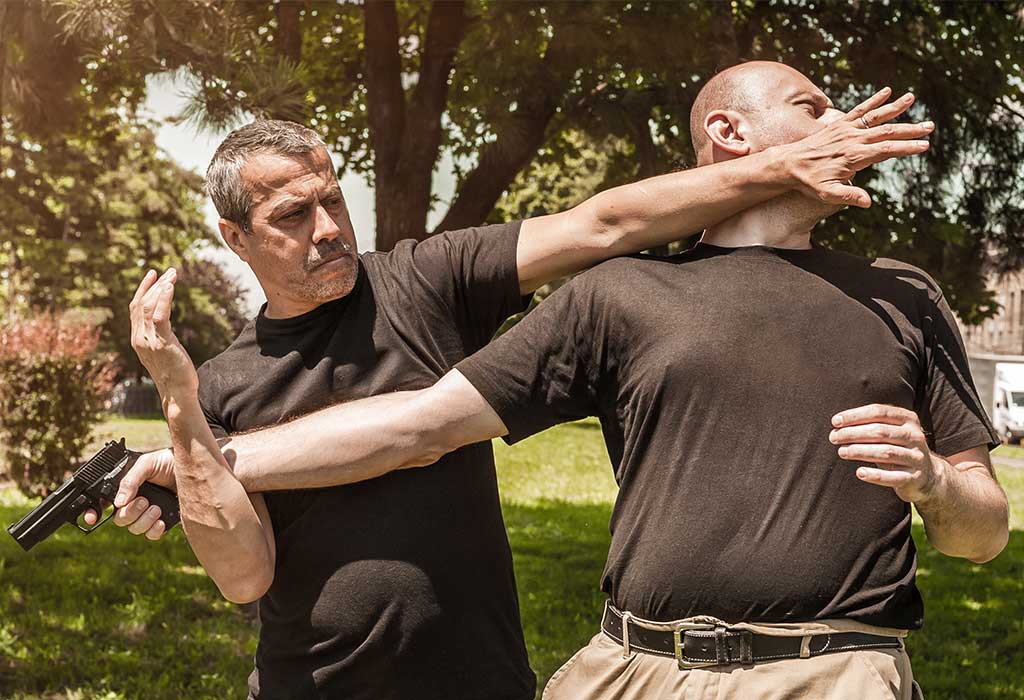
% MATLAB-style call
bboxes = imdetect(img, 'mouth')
[310,251,355,271]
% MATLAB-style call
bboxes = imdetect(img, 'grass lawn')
[0,418,1021,699]
[997,443,1024,461]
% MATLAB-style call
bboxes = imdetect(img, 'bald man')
[126,62,1005,699]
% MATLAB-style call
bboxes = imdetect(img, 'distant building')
[960,270,1024,356]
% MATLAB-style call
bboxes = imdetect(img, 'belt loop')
[621,611,634,659]
[714,626,729,665]
[799,635,811,659]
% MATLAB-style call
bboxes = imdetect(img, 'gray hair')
[205,120,328,231]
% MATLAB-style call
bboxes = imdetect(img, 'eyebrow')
[266,187,343,220]
[266,195,311,220]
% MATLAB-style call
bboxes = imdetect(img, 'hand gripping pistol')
[7,439,180,551]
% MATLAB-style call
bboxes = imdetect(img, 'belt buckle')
[672,622,718,670]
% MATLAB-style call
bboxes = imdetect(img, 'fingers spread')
[860,92,916,127]
[863,140,930,167]
[863,122,934,144]
[844,87,893,122]
[832,404,918,428]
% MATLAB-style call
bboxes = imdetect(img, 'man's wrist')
[914,452,950,507]
[161,390,200,423]
[760,142,802,188]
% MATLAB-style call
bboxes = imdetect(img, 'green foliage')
[0,104,248,374]
[5,1,1024,318]
[0,314,115,497]
[1,3,250,375]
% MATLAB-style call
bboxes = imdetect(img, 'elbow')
[220,568,274,605]
[396,392,462,469]
[400,427,455,469]
[967,537,1007,565]
[575,196,630,253]
[216,548,275,604]
[957,501,1010,565]
[968,511,1010,565]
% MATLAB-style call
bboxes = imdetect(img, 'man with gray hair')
[112,89,935,700]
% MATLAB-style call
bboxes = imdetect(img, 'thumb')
[114,455,152,507]
[819,183,872,209]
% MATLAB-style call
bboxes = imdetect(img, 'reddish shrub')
[0,313,116,496]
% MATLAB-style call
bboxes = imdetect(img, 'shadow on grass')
[0,502,256,700]
[505,500,1024,700]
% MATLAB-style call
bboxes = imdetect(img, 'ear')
[704,110,752,158]
[219,219,251,263]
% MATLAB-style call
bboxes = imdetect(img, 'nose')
[821,107,845,125]
[311,202,341,244]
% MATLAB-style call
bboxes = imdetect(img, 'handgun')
[7,438,180,551]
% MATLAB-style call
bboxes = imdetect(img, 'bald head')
[689,61,831,165]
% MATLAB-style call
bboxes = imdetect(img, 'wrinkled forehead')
[242,148,338,205]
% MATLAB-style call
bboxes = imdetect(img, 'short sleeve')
[455,273,602,444]
[408,221,530,353]
[197,364,229,440]
[917,289,1000,455]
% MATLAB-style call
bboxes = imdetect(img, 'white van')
[993,363,1024,444]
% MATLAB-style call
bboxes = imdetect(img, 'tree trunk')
[275,1,303,65]
[431,25,567,235]
[364,0,466,251]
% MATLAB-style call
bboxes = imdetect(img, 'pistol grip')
[136,482,181,530]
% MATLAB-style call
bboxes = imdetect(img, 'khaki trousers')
[542,615,923,700]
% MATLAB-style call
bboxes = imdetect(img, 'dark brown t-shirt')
[197,222,534,700]
[457,242,998,629]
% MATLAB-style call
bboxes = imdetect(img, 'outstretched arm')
[106,364,506,538]
[220,369,506,491]
[514,88,932,292]
[829,404,1009,563]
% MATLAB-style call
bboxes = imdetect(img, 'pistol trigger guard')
[73,498,114,533]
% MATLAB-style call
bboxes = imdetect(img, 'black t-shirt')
[457,242,998,630]
[197,222,534,700]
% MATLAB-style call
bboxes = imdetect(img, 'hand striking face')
[745,64,847,152]
[221,147,360,318]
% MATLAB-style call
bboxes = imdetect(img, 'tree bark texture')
[364,0,467,250]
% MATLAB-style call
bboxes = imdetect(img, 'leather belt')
[601,603,902,670]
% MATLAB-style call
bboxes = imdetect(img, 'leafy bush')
[0,313,116,496]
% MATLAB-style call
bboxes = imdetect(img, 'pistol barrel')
[6,480,83,551]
